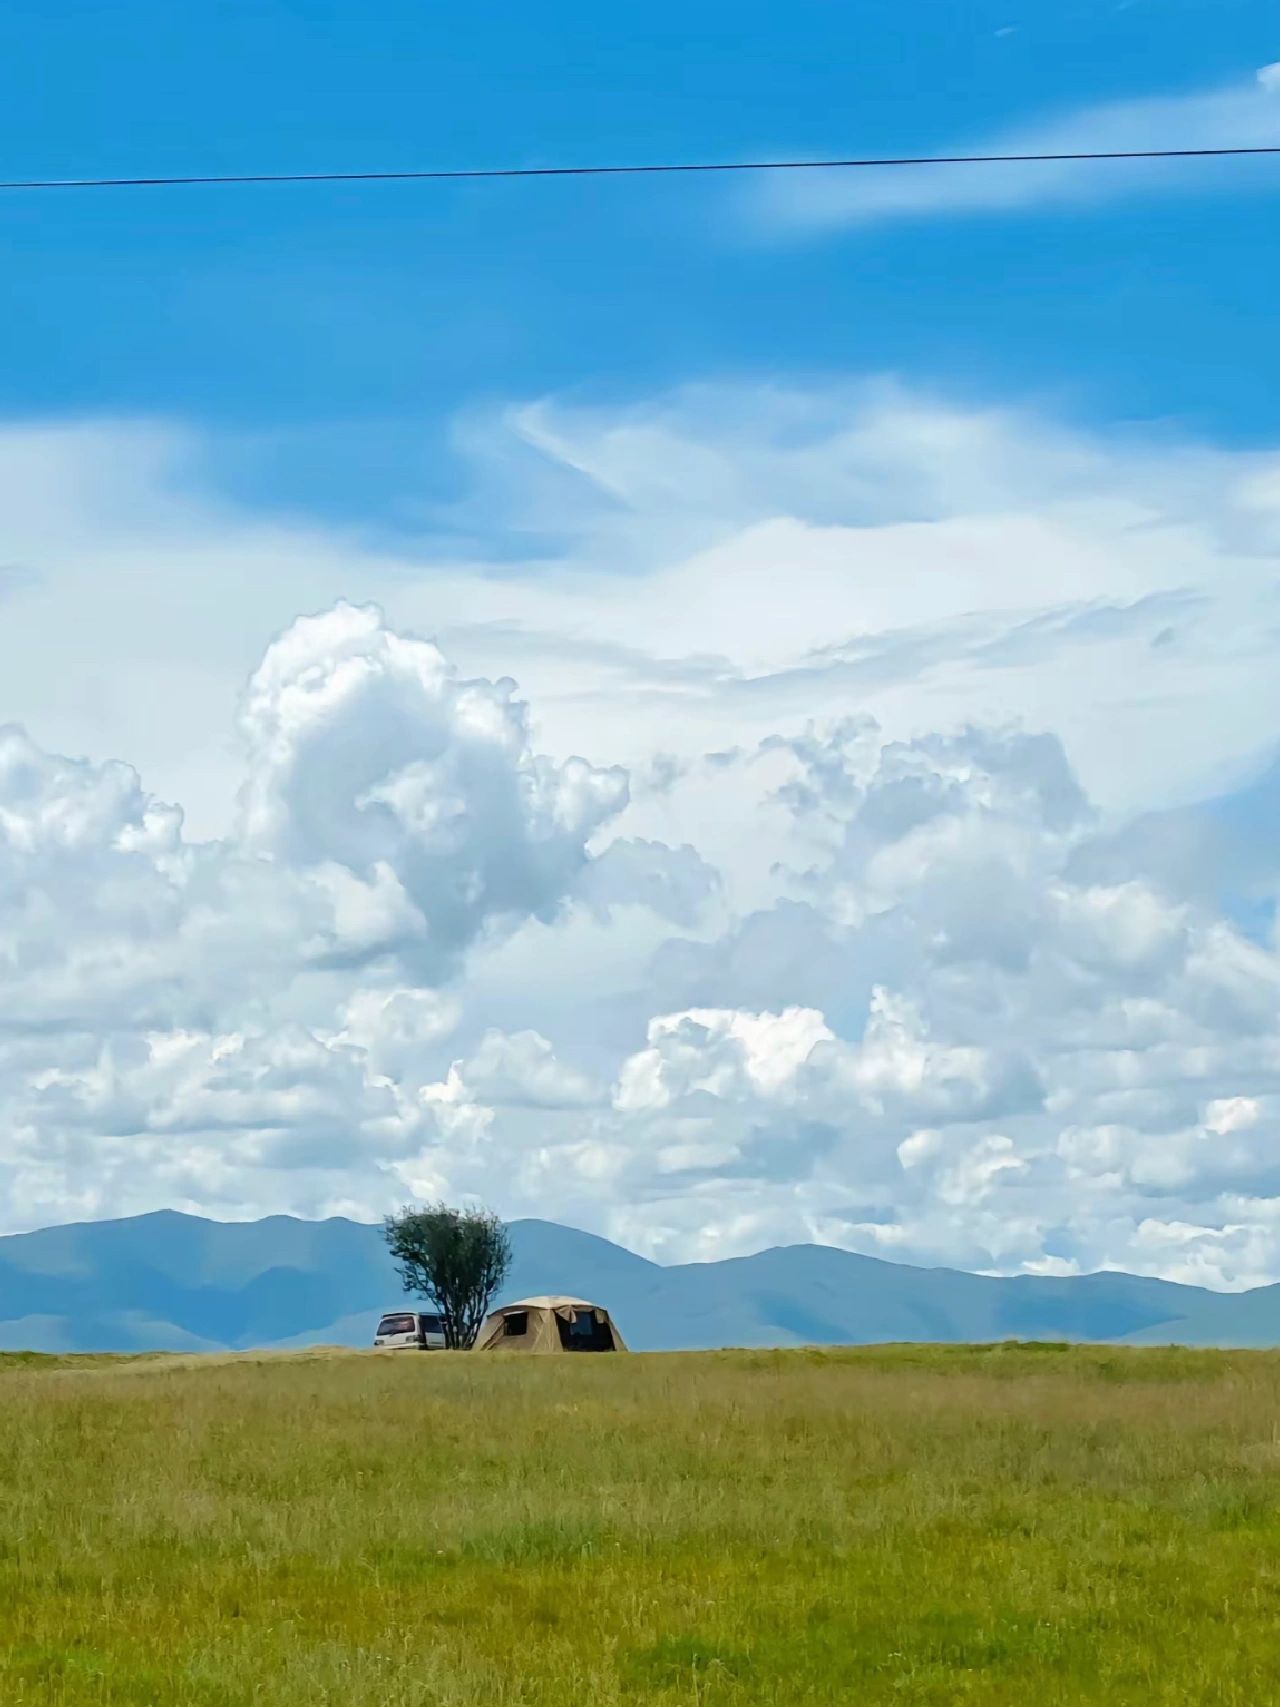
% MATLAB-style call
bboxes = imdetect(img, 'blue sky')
[4,1,1280,1284]
[3,0,1280,526]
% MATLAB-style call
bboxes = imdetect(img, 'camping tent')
[472,1296,628,1353]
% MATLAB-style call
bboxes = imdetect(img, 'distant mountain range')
[2,1211,1279,1354]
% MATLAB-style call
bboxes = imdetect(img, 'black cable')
[1,143,1279,193]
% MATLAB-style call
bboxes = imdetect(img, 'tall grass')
[3,1343,1280,1703]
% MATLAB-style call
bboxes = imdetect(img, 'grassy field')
[5,1344,1280,1704]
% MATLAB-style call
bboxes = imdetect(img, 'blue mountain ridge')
[1,1210,1277,1353]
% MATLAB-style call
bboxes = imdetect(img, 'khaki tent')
[472,1295,628,1353]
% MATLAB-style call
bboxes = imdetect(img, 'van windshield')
[377,1314,418,1335]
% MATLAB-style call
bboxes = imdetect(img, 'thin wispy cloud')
[756,62,1280,232]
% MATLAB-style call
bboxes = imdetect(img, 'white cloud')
[5,379,1280,847]
[614,1006,834,1112]
[2,380,1280,1287]
[815,988,1043,1127]
[1206,1095,1261,1136]
[459,1029,603,1109]
[236,600,630,977]
[0,604,645,1031]
[755,63,1280,231]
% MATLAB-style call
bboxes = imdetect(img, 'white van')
[373,1310,446,1350]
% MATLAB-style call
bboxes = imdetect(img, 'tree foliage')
[382,1203,511,1349]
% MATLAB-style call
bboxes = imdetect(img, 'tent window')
[557,1310,616,1352]
[503,1312,528,1337]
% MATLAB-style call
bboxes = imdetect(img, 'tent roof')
[496,1296,598,1311]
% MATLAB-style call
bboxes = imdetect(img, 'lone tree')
[383,1202,511,1350]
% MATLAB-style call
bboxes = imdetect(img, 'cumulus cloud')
[0,600,644,1031]
[0,598,707,1225]
[237,601,630,975]
[580,719,1280,1285]
[3,382,1280,1288]
[577,838,721,927]
[755,62,1280,231]
[614,1006,834,1112]
[6,378,1280,845]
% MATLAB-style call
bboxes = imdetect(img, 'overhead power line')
[2,143,1279,193]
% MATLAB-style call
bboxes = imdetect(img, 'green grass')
[5,1343,1280,1703]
